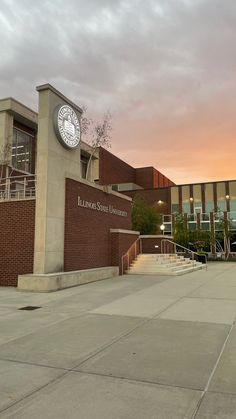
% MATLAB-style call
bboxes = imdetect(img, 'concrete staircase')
[127,254,205,276]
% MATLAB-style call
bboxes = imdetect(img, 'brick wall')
[64,179,134,271]
[135,167,175,189]
[99,147,135,185]
[110,232,139,274]
[0,200,35,286]
[135,167,154,189]
[98,147,175,189]
[141,236,174,254]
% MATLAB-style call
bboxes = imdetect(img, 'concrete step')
[130,260,198,267]
[128,264,204,276]
[127,253,205,276]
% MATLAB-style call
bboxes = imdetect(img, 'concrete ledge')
[110,229,139,235]
[140,235,173,239]
[18,266,119,292]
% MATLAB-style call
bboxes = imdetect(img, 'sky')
[0,0,236,185]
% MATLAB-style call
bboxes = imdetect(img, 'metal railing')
[0,174,36,201]
[161,238,208,269]
[121,238,142,275]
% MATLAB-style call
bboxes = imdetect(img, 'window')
[217,182,226,211]
[12,128,33,173]
[80,154,89,179]
[205,183,214,213]
[193,184,201,212]
[171,187,179,213]
[182,185,190,214]
[229,182,236,211]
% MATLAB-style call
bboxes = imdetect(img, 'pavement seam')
[0,267,234,416]
[0,366,203,415]
[68,279,216,371]
[152,277,214,320]
[0,357,70,371]
[0,369,70,414]
[69,368,203,393]
[0,277,169,350]
[190,317,236,419]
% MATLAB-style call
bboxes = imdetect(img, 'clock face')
[54,104,81,149]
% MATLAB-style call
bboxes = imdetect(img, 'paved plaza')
[0,262,236,418]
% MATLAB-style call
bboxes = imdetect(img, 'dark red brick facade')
[111,232,139,274]
[0,200,35,286]
[64,179,136,272]
[98,147,175,189]
[135,167,175,189]
[141,237,174,254]
[99,147,135,185]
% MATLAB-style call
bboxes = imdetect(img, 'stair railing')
[121,238,141,275]
[161,239,207,270]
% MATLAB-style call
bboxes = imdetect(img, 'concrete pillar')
[33,84,82,274]
[0,111,13,166]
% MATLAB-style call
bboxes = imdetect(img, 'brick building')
[0,84,236,288]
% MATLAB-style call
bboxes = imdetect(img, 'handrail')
[161,238,207,269]
[121,237,141,275]
[0,174,36,201]
[0,174,35,182]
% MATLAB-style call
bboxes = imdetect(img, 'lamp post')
[160,224,165,235]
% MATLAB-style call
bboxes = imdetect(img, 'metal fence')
[0,174,36,201]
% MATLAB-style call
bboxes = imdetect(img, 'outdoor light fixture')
[226,195,230,199]
[155,245,159,248]
[189,197,194,202]
[158,200,163,204]
[160,224,165,234]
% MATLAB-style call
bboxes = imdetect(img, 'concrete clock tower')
[34,84,82,274]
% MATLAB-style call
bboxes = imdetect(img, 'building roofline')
[0,97,38,128]
[123,178,236,193]
[172,179,236,188]
[0,97,38,116]
[36,84,83,114]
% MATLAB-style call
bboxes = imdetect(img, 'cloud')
[0,0,236,183]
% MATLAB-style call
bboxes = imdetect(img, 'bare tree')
[80,107,112,180]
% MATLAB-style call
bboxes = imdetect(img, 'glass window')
[171,187,179,213]
[163,223,171,233]
[80,154,89,179]
[201,222,210,231]
[171,204,179,213]
[12,128,33,173]
[229,182,236,211]
[182,185,190,214]
[202,213,210,222]
[188,222,197,231]
[217,182,226,211]
[193,184,201,210]
[187,214,196,222]
[205,184,214,213]
[228,212,236,230]
[194,204,202,214]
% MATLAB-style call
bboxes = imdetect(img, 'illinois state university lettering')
[78,197,127,217]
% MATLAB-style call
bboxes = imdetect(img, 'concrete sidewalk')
[0,262,236,418]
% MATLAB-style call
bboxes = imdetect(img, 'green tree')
[173,212,189,248]
[214,209,232,257]
[131,196,161,234]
